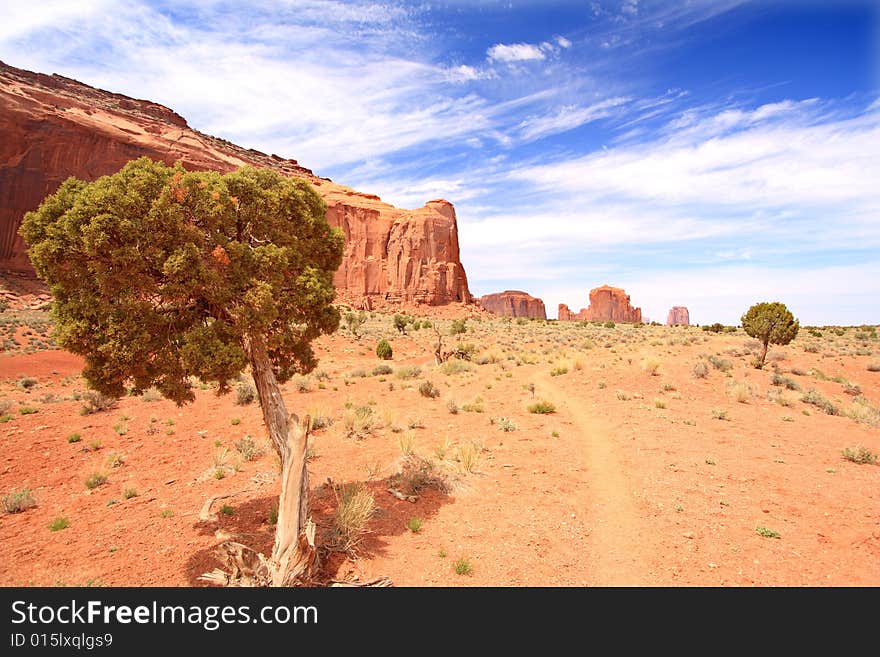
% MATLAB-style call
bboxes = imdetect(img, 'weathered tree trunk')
[225,333,315,585]
[757,339,769,369]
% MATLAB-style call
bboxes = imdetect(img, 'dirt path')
[536,371,654,585]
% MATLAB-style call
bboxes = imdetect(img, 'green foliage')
[235,383,256,406]
[407,517,423,533]
[454,557,473,576]
[85,473,107,489]
[702,323,725,333]
[393,314,409,334]
[3,488,36,514]
[603,321,615,329]
[20,158,344,404]
[419,381,440,398]
[528,401,556,414]
[801,388,838,416]
[755,526,780,539]
[741,302,799,369]
[343,311,366,337]
[449,318,468,335]
[49,517,70,531]
[79,391,117,415]
[842,446,878,465]
[376,339,393,360]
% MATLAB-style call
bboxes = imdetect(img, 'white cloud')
[516,97,630,141]
[510,99,880,210]
[486,42,546,63]
[556,36,572,49]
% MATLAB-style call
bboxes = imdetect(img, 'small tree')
[450,318,467,335]
[741,302,799,369]
[20,158,344,585]
[393,314,408,334]
[344,310,366,339]
[376,339,392,360]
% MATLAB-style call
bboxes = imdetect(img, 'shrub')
[123,488,138,499]
[67,432,82,443]
[18,406,38,415]
[550,365,568,377]
[235,435,265,461]
[79,390,118,415]
[407,517,422,533]
[3,488,36,513]
[331,483,375,552]
[235,382,256,405]
[85,473,108,489]
[454,557,473,576]
[441,359,472,375]
[48,517,70,531]
[17,377,38,389]
[376,339,393,360]
[771,372,801,391]
[450,318,467,335]
[603,321,615,329]
[492,417,516,432]
[803,344,820,353]
[755,526,780,539]
[702,323,725,333]
[395,365,421,380]
[801,389,838,416]
[693,362,709,379]
[372,364,393,376]
[528,401,556,414]
[419,381,440,398]
[641,357,661,375]
[842,446,878,465]
[707,355,733,372]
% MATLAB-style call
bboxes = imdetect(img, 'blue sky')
[1,0,878,324]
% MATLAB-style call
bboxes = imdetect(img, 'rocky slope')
[666,306,690,326]
[558,285,642,323]
[479,290,546,319]
[0,60,471,309]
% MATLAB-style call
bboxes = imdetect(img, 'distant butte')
[0,60,471,310]
[667,306,690,326]
[558,285,642,323]
[479,291,546,319]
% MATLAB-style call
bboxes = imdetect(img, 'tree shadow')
[184,470,454,586]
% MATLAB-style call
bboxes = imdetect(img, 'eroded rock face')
[666,306,690,326]
[557,285,642,323]
[0,60,471,308]
[479,290,546,319]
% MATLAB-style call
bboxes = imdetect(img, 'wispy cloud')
[487,42,546,63]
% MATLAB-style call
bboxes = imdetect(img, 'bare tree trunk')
[244,334,315,584]
[757,339,769,369]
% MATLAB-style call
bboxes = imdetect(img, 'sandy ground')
[1,313,878,586]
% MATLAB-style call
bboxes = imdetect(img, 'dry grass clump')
[641,357,662,376]
[330,483,375,552]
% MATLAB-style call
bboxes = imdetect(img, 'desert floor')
[1,309,878,586]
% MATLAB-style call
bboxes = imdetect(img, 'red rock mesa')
[558,285,642,323]
[666,306,690,326]
[479,290,546,319]
[0,61,471,310]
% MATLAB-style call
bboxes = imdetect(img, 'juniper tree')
[20,157,344,585]
[741,301,800,369]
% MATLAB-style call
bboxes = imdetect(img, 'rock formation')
[0,60,471,308]
[557,285,642,323]
[666,306,690,326]
[479,291,546,319]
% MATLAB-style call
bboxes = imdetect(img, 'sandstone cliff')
[479,291,546,319]
[558,285,642,323]
[666,306,690,326]
[0,61,471,308]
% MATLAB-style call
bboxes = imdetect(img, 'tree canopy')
[741,301,799,368]
[20,157,344,404]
